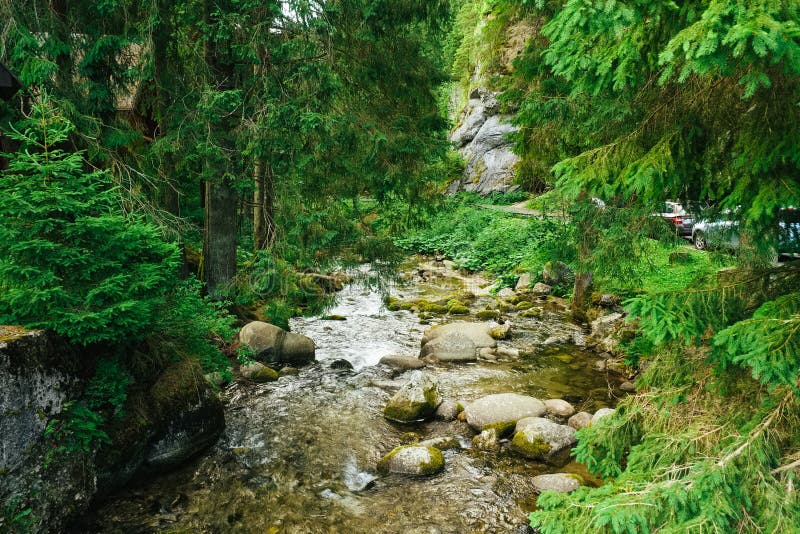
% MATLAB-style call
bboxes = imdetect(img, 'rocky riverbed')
[75,258,630,533]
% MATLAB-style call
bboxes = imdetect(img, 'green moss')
[516,301,534,310]
[448,304,470,315]
[489,325,510,339]
[511,431,552,459]
[321,314,347,321]
[378,445,445,475]
[417,300,449,314]
[483,420,517,437]
[250,366,279,382]
[520,308,544,318]
[477,310,501,321]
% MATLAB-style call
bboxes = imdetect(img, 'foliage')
[0,94,180,345]
[531,347,800,533]
[43,401,111,467]
[0,494,35,534]
[395,194,573,287]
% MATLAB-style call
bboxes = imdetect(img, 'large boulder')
[420,332,477,362]
[239,321,315,367]
[140,359,225,473]
[421,322,497,350]
[377,445,444,476]
[383,373,442,423]
[463,393,546,433]
[510,417,577,464]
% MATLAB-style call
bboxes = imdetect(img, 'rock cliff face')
[0,327,225,532]
[448,88,519,194]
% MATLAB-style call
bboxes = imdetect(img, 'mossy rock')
[520,308,544,319]
[515,301,534,311]
[489,324,511,340]
[416,300,449,314]
[482,420,516,438]
[383,375,441,423]
[447,304,470,315]
[376,445,445,476]
[240,362,279,382]
[477,310,501,321]
[510,431,552,460]
[386,296,413,311]
[321,314,347,321]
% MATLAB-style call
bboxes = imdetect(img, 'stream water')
[79,259,622,533]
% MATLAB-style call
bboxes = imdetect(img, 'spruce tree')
[0,93,180,344]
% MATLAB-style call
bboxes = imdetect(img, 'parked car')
[656,201,695,237]
[692,207,800,255]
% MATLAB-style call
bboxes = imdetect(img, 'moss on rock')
[477,310,501,321]
[510,430,552,460]
[377,445,445,476]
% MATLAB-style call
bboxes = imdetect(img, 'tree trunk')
[253,159,275,250]
[203,179,238,295]
[571,272,594,324]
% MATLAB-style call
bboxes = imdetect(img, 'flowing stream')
[79,259,622,533]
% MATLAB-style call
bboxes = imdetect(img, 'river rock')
[515,273,532,291]
[620,381,636,392]
[472,428,501,452]
[497,288,516,299]
[567,411,592,430]
[544,399,575,418]
[421,322,497,349]
[239,321,316,367]
[240,362,278,382]
[592,408,616,425]
[532,283,552,297]
[377,445,444,476]
[379,355,426,370]
[490,323,511,340]
[510,417,577,463]
[496,346,520,359]
[464,393,546,432]
[420,332,477,362]
[531,473,583,494]
[383,373,441,423]
[435,399,464,421]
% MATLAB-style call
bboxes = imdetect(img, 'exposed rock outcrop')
[449,88,519,194]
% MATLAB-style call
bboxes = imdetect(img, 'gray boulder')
[239,321,315,367]
[383,373,441,423]
[515,273,532,291]
[510,417,577,464]
[544,399,575,418]
[420,332,477,362]
[435,399,464,421]
[567,411,592,430]
[379,355,426,370]
[464,393,546,432]
[532,283,552,297]
[421,322,497,349]
[377,445,444,476]
[531,473,583,494]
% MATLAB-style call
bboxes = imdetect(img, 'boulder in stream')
[240,362,278,382]
[544,399,575,418]
[239,321,316,367]
[421,322,497,350]
[420,332,477,362]
[383,373,442,423]
[379,355,426,370]
[377,445,445,476]
[464,393,546,432]
[510,417,577,464]
[567,411,593,430]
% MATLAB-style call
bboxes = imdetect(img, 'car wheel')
[694,231,706,250]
